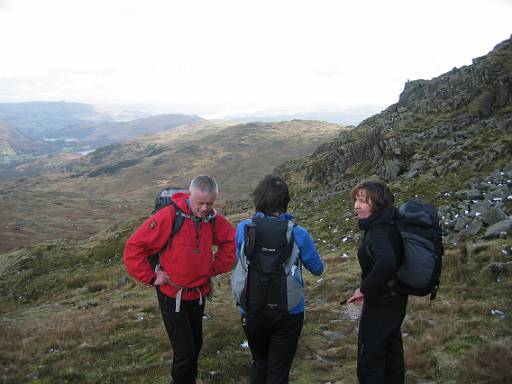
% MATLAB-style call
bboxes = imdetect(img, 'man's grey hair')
[189,175,218,196]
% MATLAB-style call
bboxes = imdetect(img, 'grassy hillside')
[0,119,343,253]
[1,35,511,384]
[1,172,511,383]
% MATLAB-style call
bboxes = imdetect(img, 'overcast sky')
[0,0,511,117]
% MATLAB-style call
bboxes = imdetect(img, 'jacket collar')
[358,207,396,231]
[253,211,294,221]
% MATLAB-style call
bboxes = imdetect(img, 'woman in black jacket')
[347,180,407,384]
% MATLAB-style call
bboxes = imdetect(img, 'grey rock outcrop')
[484,219,512,239]
[298,36,512,186]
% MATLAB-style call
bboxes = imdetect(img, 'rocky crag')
[289,35,511,188]
[278,35,512,246]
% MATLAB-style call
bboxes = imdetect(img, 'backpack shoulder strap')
[168,200,187,237]
[154,202,187,270]
[286,219,294,243]
[243,219,256,259]
[284,220,300,273]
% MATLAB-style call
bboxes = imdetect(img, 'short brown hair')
[351,180,395,212]
[253,175,290,215]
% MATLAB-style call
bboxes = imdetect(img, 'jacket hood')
[171,191,218,220]
[253,211,294,221]
[171,192,192,213]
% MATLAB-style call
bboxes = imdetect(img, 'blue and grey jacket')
[234,211,324,314]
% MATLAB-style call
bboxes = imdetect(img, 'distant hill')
[0,122,19,156]
[62,119,345,201]
[224,104,382,126]
[0,101,108,139]
[0,121,58,156]
[76,113,206,146]
[0,102,203,157]
[0,119,344,251]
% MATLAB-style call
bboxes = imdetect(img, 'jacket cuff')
[360,283,369,297]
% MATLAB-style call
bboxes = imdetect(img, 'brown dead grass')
[456,339,512,383]
[0,307,119,372]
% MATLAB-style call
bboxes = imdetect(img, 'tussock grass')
[1,193,512,383]
[0,307,119,376]
[456,339,512,383]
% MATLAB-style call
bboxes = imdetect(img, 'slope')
[0,119,344,253]
[2,35,511,384]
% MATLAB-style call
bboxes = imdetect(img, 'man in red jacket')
[124,175,236,384]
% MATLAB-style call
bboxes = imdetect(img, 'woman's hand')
[346,288,364,304]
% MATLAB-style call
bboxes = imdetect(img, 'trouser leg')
[384,296,407,384]
[266,313,304,384]
[244,313,304,384]
[157,289,205,384]
[384,324,405,384]
[357,294,407,384]
[243,315,271,384]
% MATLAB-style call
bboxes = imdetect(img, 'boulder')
[452,220,483,243]
[454,216,473,232]
[482,261,512,277]
[487,186,512,200]
[455,189,483,200]
[484,219,512,238]
[380,158,404,180]
[481,207,508,226]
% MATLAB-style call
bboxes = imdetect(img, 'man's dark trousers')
[357,293,408,384]
[157,288,205,384]
[243,312,304,384]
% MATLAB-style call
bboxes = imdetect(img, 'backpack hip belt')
[163,275,209,312]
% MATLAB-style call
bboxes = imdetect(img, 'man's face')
[190,190,216,218]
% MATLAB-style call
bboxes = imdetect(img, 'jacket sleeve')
[294,225,324,276]
[235,219,250,260]
[123,207,174,284]
[211,214,236,275]
[360,225,398,298]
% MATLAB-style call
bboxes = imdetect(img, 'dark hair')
[253,175,290,215]
[351,180,395,212]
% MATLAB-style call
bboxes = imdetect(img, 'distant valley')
[0,118,344,252]
[0,101,204,166]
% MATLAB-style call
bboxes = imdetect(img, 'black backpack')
[147,187,218,270]
[394,200,444,300]
[244,217,295,317]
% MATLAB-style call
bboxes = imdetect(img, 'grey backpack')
[394,200,443,300]
[231,217,304,316]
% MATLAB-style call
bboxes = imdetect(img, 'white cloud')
[0,0,511,114]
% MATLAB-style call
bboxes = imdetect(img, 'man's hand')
[153,269,170,286]
[346,288,364,304]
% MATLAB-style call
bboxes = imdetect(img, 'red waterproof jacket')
[123,192,236,300]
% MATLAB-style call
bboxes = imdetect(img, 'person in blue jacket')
[235,174,324,384]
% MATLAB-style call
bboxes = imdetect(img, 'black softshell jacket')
[357,207,403,299]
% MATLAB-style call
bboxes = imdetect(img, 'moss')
[495,105,512,117]
[443,335,482,357]
[344,161,373,178]
[466,90,496,117]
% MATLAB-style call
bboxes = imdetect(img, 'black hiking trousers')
[157,288,205,384]
[357,293,408,384]
[243,312,304,384]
